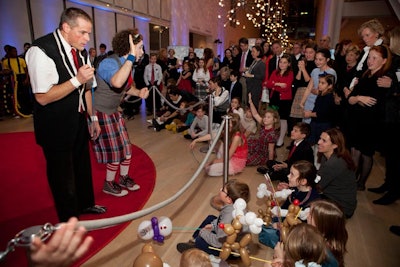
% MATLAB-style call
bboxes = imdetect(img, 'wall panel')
[133,0,148,14]
[115,0,133,9]
[0,0,31,56]
[94,8,116,54]
[148,0,161,18]
[30,0,63,42]
[116,13,135,32]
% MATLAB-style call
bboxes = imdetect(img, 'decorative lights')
[218,0,288,46]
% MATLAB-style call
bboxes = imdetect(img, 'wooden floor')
[1,107,399,267]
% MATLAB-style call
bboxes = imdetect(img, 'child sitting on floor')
[258,160,320,248]
[184,104,209,140]
[176,179,250,256]
[266,224,328,267]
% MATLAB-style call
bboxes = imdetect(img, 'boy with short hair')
[257,122,314,181]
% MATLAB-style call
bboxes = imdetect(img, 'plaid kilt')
[91,111,132,163]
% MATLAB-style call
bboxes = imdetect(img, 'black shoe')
[177,126,189,133]
[152,119,163,132]
[389,225,400,236]
[176,242,196,253]
[372,193,400,205]
[276,143,284,148]
[82,205,107,214]
[368,183,389,194]
[257,166,268,175]
[184,134,192,140]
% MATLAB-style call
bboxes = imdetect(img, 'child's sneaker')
[103,181,128,197]
[119,175,140,191]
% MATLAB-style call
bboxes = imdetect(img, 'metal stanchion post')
[152,85,156,119]
[200,94,214,153]
[222,114,231,185]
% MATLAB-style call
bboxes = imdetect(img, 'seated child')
[176,179,250,256]
[184,104,209,140]
[258,160,320,248]
[266,224,328,267]
[308,199,348,267]
[180,248,229,267]
[165,100,190,133]
[257,122,314,182]
[152,86,187,131]
[205,113,248,176]
[241,106,257,138]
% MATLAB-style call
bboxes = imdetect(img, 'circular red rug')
[0,132,156,266]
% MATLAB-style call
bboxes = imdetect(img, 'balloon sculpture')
[132,244,163,267]
[217,198,264,267]
[279,201,302,243]
[137,216,173,243]
[219,218,252,267]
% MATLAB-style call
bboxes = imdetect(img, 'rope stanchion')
[222,114,231,185]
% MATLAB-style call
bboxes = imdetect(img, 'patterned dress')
[246,127,279,166]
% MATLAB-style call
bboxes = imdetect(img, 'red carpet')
[0,132,156,267]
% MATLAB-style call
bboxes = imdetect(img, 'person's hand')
[128,34,143,60]
[343,87,351,98]
[377,76,392,88]
[299,102,304,109]
[76,65,95,84]
[303,110,312,118]
[357,95,377,107]
[272,163,285,171]
[248,92,253,103]
[28,217,93,267]
[90,121,101,140]
[189,139,197,149]
[203,224,213,230]
[298,60,305,71]
[138,87,149,99]
[334,93,341,105]
[271,241,284,267]
[276,182,289,191]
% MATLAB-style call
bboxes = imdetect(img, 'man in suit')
[238,37,253,106]
[25,7,106,222]
[268,40,284,78]
[257,122,314,182]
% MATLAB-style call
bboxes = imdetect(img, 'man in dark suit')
[257,122,314,181]
[268,40,284,77]
[238,37,253,106]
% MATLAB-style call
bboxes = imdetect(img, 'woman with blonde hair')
[355,19,385,75]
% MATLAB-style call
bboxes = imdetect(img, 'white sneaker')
[146,119,153,124]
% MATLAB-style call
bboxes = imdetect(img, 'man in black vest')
[26,7,106,222]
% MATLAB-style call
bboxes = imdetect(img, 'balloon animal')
[218,218,252,267]
[280,202,302,243]
[137,216,172,243]
[132,244,165,267]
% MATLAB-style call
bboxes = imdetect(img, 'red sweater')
[267,70,294,100]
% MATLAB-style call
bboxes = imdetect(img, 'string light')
[218,0,288,47]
